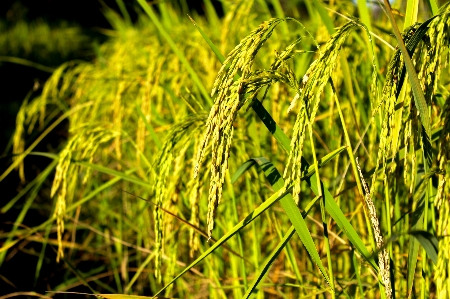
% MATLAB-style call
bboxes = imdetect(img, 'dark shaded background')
[0,1,222,296]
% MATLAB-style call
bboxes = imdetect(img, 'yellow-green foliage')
[0,20,89,61]
[4,1,450,298]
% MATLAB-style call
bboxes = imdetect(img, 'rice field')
[1,0,450,298]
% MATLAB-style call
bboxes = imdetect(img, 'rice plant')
[1,0,450,298]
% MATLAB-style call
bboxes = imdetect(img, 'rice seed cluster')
[194,18,288,238]
[154,114,206,281]
[284,20,370,202]
[435,89,450,297]
[356,158,392,299]
[51,129,118,261]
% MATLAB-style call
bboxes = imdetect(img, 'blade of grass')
[0,56,56,73]
[329,79,377,253]
[270,0,289,35]
[426,0,439,15]
[243,194,322,298]
[225,173,248,293]
[1,176,38,214]
[53,247,98,294]
[34,224,52,284]
[0,159,58,266]
[306,110,336,298]
[356,0,379,69]
[409,230,438,265]
[74,161,152,188]
[383,0,431,140]
[252,100,378,271]
[404,0,419,29]
[239,157,332,288]
[352,250,364,297]
[188,15,225,63]
[152,186,290,297]
[231,145,347,184]
[124,252,155,293]
[0,170,129,255]
[115,0,132,26]
[203,0,220,34]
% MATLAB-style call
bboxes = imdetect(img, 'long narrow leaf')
[409,230,438,265]
[244,226,296,298]
[152,187,290,297]
[241,157,332,287]
[231,146,346,184]
[252,100,378,270]
[383,0,431,140]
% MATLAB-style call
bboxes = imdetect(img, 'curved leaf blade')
[409,230,438,265]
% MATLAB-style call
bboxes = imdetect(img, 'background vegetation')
[1,0,449,298]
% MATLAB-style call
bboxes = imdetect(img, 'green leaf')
[407,199,424,296]
[409,230,439,265]
[231,146,347,184]
[426,0,439,15]
[244,194,323,298]
[0,159,58,266]
[404,0,419,29]
[188,15,225,64]
[311,0,335,34]
[383,0,432,141]
[252,100,378,271]
[243,226,296,298]
[241,157,332,288]
[395,17,436,100]
[152,187,290,297]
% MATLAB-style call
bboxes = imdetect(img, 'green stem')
[307,114,335,298]
[383,0,431,140]
[330,80,377,253]
[226,173,248,293]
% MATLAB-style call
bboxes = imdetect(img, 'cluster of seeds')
[51,128,118,261]
[356,158,392,299]
[435,78,450,298]
[284,20,371,202]
[154,114,206,280]
[194,18,288,238]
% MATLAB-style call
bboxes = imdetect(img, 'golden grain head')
[284,21,364,201]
